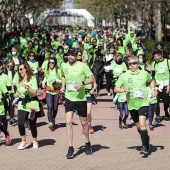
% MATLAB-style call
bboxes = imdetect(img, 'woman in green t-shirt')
[14,62,39,150]
[27,52,39,76]
[3,59,17,125]
[42,57,62,131]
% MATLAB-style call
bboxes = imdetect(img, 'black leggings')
[46,93,59,122]
[17,110,37,138]
[155,88,170,116]
[105,72,111,93]
[0,115,8,136]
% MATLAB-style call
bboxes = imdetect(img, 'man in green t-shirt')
[152,50,170,122]
[61,48,94,159]
[114,56,155,155]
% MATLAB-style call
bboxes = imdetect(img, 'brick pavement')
[0,89,170,170]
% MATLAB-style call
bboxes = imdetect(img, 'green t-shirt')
[117,92,127,102]
[146,87,157,105]
[0,83,8,115]
[56,53,64,69]
[16,76,40,112]
[44,69,62,95]
[62,61,93,101]
[13,57,20,71]
[28,61,39,74]
[115,70,152,110]
[41,60,48,70]
[110,62,127,82]
[13,72,19,85]
[152,59,170,86]
[0,73,14,93]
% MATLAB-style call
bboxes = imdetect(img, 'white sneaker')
[17,141,29,150]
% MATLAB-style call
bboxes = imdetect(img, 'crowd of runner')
[0,25,169,158]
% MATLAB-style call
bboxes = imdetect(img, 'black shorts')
[129,106,148,123]
[65,98,87,117]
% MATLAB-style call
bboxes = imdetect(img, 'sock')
[140,129,148,146]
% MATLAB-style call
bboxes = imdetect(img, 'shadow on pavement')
[75,144,110,157]
[127,123,135,128]
[36,122,48,127]
[93,125,106,132]
[127,144,164,158]
[38,139,56,148]
[154,123,165,128]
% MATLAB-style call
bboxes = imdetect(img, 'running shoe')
[85,141,92,155]
[66,147,75,159]
[118,125,123,130]
[17,141,29,150]
[154,116,161,124]
[107,93,111,96]
[89,126,94,134]
[33,141,39,149]
[48,122,54,131]
[9,118,17,125]
[123,121,128,129]
[5,131,11,145]
[140,146,149,154]
[149,125,154,131]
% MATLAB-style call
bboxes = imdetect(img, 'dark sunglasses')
[49,62,55,65]
[128,62,138,66]
[18,68,23,71]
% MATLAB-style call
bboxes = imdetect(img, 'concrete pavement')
[0,89,170,170]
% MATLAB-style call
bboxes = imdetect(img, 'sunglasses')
[128,62,138,66]
[18,68,23,71]
[49,62,55,65]
[8,65,13,68]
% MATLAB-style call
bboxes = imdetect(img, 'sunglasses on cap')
[128,62,138,66]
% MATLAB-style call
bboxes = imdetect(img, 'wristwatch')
[82,81,85,86]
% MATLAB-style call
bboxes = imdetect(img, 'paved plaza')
[0,89,170,170]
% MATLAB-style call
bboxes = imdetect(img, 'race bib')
[14,60,19,65]
[120,94,126,101]
[67,81,76,91]
[157,67,166,74]
[133,88,145,98]
[20,39,26,43]
[113,67,123,74]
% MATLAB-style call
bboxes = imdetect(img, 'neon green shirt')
[16,76,40,112]
[0,83,8,115]
[152,59,170,86]
[28,61,39,74]
[116,70,152,110]
[110,62,127,82]
[62,61,93,101]
[44,69,62,95]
